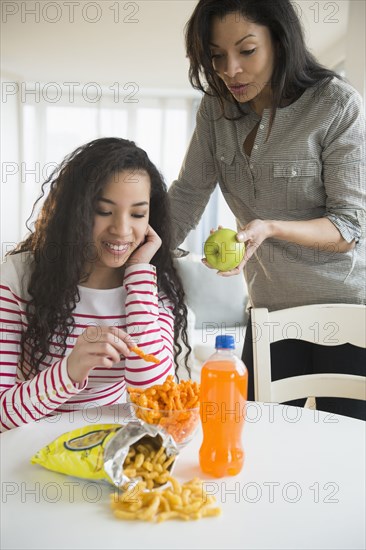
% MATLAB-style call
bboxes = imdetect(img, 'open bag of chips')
[31,421,179,490]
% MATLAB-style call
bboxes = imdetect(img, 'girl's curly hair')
[10,137,192,380]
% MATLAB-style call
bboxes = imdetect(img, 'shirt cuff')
[124,264,157,283]
[61,357,88,393]
[325,213,363,244]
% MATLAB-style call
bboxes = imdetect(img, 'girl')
[0,137,191,431]
[168,0,365,419]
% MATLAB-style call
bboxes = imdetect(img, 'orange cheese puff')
[130,346,160,364]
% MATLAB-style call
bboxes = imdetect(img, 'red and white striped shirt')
[0,252,174,431]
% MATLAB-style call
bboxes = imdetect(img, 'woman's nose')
[223,55,243,79]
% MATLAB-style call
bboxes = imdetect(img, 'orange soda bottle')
[199,335,248,477]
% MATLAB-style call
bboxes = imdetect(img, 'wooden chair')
[251,304,366,403]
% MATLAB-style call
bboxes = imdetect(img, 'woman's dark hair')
[186,0,342,124]
[10,137,192,380]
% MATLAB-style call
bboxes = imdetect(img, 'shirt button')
[291,169,297,176]
[220,155,225,161]
[253,145,258,150]
[250,164,254,170]
[259,124,264,130]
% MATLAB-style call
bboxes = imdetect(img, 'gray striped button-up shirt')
[169,78,365,311]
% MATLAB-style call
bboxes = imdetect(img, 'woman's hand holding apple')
[203,227,245,272]
[203,220,272,277]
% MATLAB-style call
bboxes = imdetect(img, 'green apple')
[204,228,245,271]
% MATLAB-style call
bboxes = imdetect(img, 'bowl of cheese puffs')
[127,376,200,450]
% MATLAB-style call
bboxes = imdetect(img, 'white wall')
[1,0,196,89]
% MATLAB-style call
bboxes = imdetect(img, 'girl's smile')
[103,241,131,255]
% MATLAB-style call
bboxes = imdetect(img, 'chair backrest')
[251,304,366,403]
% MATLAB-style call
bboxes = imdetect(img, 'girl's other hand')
[66,326,133,385]
[126,224,162,266]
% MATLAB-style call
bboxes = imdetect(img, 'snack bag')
[31,421,178,489]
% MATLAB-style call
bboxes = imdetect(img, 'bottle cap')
[215,335,235,350]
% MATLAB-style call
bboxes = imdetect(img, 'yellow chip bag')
[31,421,179,489]
[31,424,122,483]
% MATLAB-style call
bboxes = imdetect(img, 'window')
[45,106,99,165]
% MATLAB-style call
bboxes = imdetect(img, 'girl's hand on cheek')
[126,224,162,266]
[66,326,133,385]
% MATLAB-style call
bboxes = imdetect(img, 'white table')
[1,403,365,550]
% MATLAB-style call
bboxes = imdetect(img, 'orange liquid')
[199,359,248,478]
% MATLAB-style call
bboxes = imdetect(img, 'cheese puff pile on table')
[111,476,221,522]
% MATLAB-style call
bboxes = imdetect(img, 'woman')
[168,0,365,419]
[0,137,191,431]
